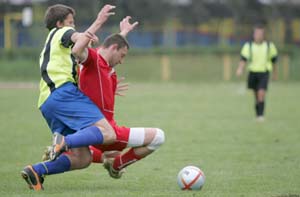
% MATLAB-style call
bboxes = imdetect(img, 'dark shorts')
[247,71,269,91]
[40,82,104,136]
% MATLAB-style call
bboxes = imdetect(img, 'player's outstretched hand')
[236,66,243,77]
[97,4,116,25]
[84,31,99,44]
[116,77,129,96]
[120,16,139,37]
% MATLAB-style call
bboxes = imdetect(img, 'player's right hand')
[119,16,139,37]
[116,77,129,96]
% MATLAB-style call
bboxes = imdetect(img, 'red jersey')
[80,48,117,124]
[80,48,131,151]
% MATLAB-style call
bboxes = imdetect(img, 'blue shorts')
[40,82,104,136]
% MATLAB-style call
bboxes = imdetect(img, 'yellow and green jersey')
[38,26,78,107]
[240,41,278,72]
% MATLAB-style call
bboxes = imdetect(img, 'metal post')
[4,13,22,50]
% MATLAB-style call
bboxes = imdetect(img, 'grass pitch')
[0,82,299,197]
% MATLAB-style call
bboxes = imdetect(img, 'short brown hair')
[254,23,265,30]
[44,4,75,31]
[102,34,130,50]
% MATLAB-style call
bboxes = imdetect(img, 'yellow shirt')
[240,41,278,72]
[38,27,78,107]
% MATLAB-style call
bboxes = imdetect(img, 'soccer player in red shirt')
[78,16,165,178]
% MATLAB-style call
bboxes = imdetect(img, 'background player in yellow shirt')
[236,24,278,122]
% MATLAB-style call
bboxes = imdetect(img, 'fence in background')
[1,17,300,49]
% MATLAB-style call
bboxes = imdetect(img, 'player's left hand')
[120,16,139,37]
[84,31,99,45]
[116,77,129,96]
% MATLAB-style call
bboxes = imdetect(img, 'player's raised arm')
[72,4,116,62]
[119,16,139,37]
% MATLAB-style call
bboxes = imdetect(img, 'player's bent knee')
[100,127,116,144]
[69,148,92,169]
[147,128,165,150]
[78,155,92,169]
[94,119,116,144]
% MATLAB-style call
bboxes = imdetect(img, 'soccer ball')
[177,166,205,190]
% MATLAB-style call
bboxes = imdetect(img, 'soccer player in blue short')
[21,4,118,190]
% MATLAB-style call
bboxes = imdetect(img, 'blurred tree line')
[37,0,300,25]
[1,0,300,48]
[40,0,300,44]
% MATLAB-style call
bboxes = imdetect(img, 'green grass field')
[0,82,299,197]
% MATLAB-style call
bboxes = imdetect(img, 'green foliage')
[0,48,40,60]
[0,82,300,196]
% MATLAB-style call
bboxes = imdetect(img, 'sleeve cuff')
[240,56,247,62]
[61,29,76,48]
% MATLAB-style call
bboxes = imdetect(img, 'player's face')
[110,46,128,67]
[253,28,264,43]
[61,13,75,28]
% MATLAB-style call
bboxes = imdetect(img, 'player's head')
[44,4,75,31]
[253,24,265,43]
[102,34,130,67]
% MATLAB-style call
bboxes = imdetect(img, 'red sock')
[113,148,142,170]
[89,146,103,163]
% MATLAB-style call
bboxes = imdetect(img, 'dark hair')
[254,23,265,30]
[102,34,130,50]
[44,4,75,31]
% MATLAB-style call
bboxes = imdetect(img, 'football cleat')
[21,165,44,191]
[256,116,265,123]
[102,151,121,162]
[49,132,68,161]
[103,158,125,179]
[42,146,52,161]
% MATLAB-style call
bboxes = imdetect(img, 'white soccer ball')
[177,165,205,190]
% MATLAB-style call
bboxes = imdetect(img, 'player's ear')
[56,20,63,28]
[111,44,118,50]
